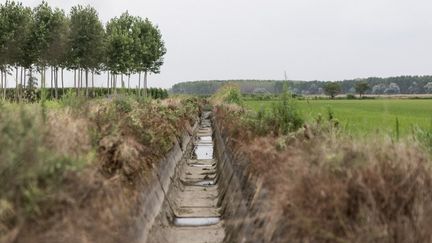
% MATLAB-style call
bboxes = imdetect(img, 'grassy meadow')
[245,99,432,136]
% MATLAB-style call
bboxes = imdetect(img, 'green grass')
[245,99,432,136]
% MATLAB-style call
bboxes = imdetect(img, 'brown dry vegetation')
[215,105,432,243]
[0,97,200,243]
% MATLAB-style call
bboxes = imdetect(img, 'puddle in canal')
[190,163,215,168]
[174,217,220,227]
[198,136,212,142]
[192,180,216,186]
[194,145,214,160]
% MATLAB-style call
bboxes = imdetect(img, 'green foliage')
[68,5,105,70]
[113,96,133,113]
[323,82,342,99]
[0,1,32,67]
[23,75,38,102]
[212,85,243,105]
[0,105,87,217]
[268,92,304,135]
[346,94,356,99]
[249,91,304,136]
[355,81,370,97]
[173,76,432,96]
[60,89,87,109]
[2,87,169,102]
[0,1,168,102]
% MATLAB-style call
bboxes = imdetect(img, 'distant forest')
[171,76,432,95]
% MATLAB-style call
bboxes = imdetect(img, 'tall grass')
[215,104,432,243]
[0,97,200,242]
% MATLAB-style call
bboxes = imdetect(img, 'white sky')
[13,0,432,88]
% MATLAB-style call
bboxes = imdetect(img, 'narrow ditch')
[147,112,225,243]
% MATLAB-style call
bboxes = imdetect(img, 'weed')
[211,84,243,105]
[224,90,305,136]
[395,117,400,141]
[60,90,87,110]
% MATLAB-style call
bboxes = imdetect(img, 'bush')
[346,94,356,99]
[211,84,243,105]
[248,91,304,136]
[0,105,89,222]
[267,91,304,135]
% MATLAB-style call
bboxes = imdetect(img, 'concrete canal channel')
[147,112,225,243]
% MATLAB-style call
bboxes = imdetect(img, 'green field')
[245,99,432,136]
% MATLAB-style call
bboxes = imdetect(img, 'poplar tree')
[68,5,104,97]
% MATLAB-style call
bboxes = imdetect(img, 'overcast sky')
[18,0,432,88]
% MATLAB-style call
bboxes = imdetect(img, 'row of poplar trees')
[0,1,166,100]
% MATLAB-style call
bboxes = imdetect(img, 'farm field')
[245,99,432,136]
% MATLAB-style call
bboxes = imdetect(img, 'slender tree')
[46,7,69,99]
[30,1,57,95]
[106,12,136,95]
[138,19,166,97]
[0,2,166,100]
[68,5,104,97]
[0,1,32,100]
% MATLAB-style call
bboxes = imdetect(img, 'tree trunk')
[112,73,115,95]
[55,68,58,99]
[1,70,3,100]
[85,69,89,97]
[29,67,32,87]
[128,74,130,90]
[40,67,43,89]
[15,67,19,102]
[20,67,23,90]
[79,68,83,96]
[29,67,32,88]
[61,68,64,93]
[114,74,117,95]
[77,68,80,96]
[23,68,26,89]
[107,71,110,95]
[144,71,148,97]
[81,68,84,96]
[50,67,54,98]
[91,70,95,97]
[4,71,7,100]
[138,72,141,96]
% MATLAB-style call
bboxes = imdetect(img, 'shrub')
[211,84,243,105]
[239,91,304,136]
[346,94,356,99]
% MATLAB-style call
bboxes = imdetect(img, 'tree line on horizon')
[171,76,432,96]
[0,1,166,101]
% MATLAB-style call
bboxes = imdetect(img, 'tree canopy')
[0,1,166,100]
[323,82,341,99]
[355,81,370,97]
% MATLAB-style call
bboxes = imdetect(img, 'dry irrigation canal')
[146,111,231,243]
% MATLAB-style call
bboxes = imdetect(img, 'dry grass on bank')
[216,105,432,243]
[0,97,200,243]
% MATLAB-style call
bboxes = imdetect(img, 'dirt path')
[148,112,225,243]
